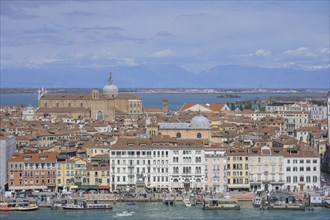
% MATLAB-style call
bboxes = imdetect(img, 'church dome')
[190,115,210,129]
[102,73,118,96]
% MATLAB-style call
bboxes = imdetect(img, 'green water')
[1,201,329,220]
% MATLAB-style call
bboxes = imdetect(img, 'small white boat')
[324,199,330,208]
[116,211,134,217]
[183,198,191,207]
[252,196,262,207]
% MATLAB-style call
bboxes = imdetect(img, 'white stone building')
[248,146,284,191]
[0,134,16,192]
[266,102,327,120]
[109,137,206,191]
[22,105,36,121]
[283,149,320,192]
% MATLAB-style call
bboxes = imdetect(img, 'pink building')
[205,148,227,192]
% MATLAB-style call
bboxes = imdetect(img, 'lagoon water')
[0,92,326,111]
[1,201,329,220]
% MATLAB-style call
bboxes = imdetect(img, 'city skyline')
[1,1,329,88]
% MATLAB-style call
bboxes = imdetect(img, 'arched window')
[56,102,59,107]
[68,102,71,107]
[97,111,104,120]
[44,102,47,107]
[197,133,202,139]
[176,132,181,138]
[80,102,83,107]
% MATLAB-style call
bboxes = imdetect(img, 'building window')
[197,133,202,139]
[176,133,181,138]
[44,102,47,107]
[293,176,297,183]
[68,102,71,107]
[80,102,83,107]
[56,102,59,107]
[97,111,104,120]
[286,176,291,183]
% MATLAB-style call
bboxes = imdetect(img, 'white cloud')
[283,47,316,57]
[255,49,272,56]
[301,64,330,71]
[321,48,330,54]
[151,49,175,58]
[239,49,271,57]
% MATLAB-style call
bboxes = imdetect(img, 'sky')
[1,0,329,88]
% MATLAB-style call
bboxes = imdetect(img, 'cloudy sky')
[1,1,329,87]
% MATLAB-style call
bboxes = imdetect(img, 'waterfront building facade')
[248,146,284,192]
[109,137,206,191]
[205,148,227,192]
[226,148,250,191]
[283,149,320,192]
[8,152,57,191]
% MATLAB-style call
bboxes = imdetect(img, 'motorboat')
[203,197,240,210]
[183,198,191,207]
[116,211,134,217]
[125,201,136,205]
[63,203,113,210]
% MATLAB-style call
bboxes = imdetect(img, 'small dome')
[190,115,210,129]
[102,72,119,96]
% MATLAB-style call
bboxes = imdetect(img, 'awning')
[250,182,262,186]
[70,186,78,189]
[78,185,98,190]
[98,186,110,190]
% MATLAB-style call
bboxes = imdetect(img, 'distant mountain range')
[1,64,328,88]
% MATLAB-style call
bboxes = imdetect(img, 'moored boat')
[0,201,38,211]
[324,199,330,208]
[63,203,113,210]
[0,202,12,211]
[12,204,38,211]
[183,198,191,207]
[202,197,240,210]
[267,203,305,210]
[252,196,262,207]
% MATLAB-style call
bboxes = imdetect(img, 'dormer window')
[24,155,31,161]
[40,155,48,160]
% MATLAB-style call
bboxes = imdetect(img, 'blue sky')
[0,0,329,88]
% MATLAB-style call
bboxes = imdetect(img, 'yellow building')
[56,157,87,191]
[226,148,250,191]
[37,73,142,121]
[86,163,110,190]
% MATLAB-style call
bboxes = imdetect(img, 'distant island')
[217,94,241,98]
[0,88,328,94]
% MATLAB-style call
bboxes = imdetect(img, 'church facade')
[36,74,142,121]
